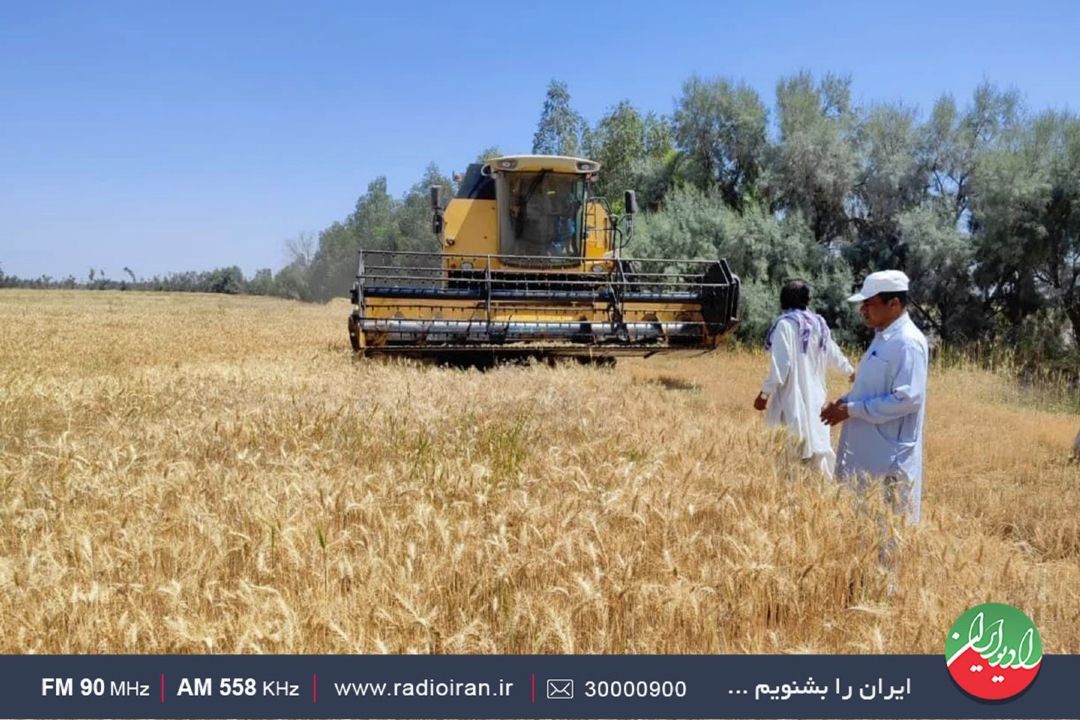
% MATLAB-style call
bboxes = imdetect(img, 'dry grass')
[1,289,1077,654]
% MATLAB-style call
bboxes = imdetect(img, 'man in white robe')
[755,280,854,477]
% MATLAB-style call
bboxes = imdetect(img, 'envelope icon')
[546,679,574,699]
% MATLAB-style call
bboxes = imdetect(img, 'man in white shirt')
[820,270,929,525]
[755,280,854,477]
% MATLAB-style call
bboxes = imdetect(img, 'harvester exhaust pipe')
[622,190,638,247]
[430,185,444,237]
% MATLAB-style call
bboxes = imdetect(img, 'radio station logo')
[945,602,1042,701]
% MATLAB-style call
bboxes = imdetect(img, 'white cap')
[847,270,910,302]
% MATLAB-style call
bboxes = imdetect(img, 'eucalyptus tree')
[583,100,650,211]
[672,75,768,209]
[974,110,1080,344]
[532,80,585,157]
[768,72,858,246]
[308,177,397,302]
[924,82,1021,226]
[847,102,929,271]
[396,163,455,254]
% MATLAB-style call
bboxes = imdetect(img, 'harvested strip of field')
[1,290,1077,653]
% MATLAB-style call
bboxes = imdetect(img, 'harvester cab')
[348,155,739,362]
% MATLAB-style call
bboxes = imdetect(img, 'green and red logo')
[945,602,1042,701]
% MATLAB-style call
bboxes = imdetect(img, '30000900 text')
[583,680,687,698]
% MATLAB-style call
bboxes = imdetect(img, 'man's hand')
[820,399,850,426]
[753,393,768,412]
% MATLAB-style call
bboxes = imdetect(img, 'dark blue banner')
[0,655,1075,719]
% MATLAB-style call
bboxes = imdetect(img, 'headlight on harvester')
[591,263,606,273]
[461,261,473,271]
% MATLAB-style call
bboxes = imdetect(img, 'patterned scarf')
[764,309,831,354]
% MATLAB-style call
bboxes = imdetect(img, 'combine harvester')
[348,155,740,364]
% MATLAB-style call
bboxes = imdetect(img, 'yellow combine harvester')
[348,155,739,363]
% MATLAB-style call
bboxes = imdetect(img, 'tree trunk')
[1067,302,1080,350]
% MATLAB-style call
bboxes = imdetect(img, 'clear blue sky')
[2,0,1077,280]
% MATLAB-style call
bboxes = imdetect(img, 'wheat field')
[0,289,1077,654]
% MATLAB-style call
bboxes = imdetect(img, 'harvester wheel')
[347,315,361,352]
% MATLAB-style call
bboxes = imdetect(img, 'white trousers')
[780,442,836,479]
[808,449,837,478]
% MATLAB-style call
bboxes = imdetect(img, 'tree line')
[6,71,1077,373]
[295,73,1079,374]
[0,264,304,298]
